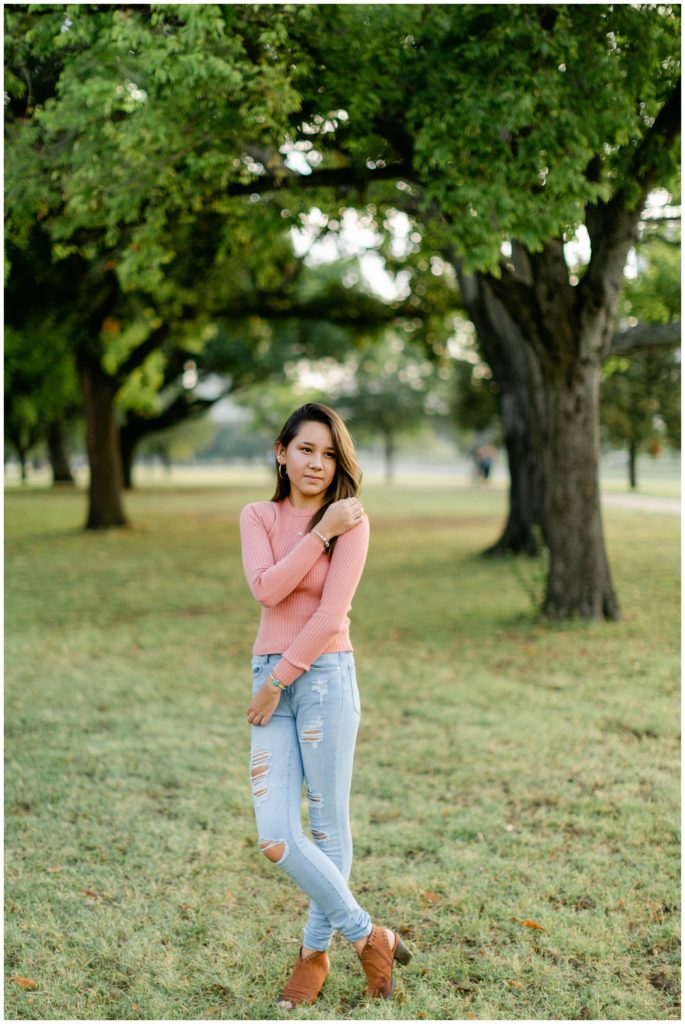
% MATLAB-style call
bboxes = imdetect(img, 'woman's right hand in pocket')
[319,497,365,539]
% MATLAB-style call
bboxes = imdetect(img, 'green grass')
[4,481,680,1020]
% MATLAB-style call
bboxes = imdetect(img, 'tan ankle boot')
[277,947,330,1009]
[358,924,413,998]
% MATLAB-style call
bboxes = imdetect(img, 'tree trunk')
[383,429,395,482]
[483,238,623,620]
[118,388,225,491]
[46,420,75,485]
[78,353,128,529]
[488,381,542,556]
[17,444,28,484]
[454,261,547,557]
[542,359,620,619]
[119,425,139,491]
[628,440,638,489]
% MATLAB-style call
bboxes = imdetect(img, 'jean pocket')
[309,653,342,669]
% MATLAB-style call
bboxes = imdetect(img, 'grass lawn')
[4,480,680,1020]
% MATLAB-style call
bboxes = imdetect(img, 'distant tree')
[448,348,501,441]
[601,351,680,488]
[601,224,681,487]
[235,376,331,440]
[194,420,275,464]
[4,233,84,484]
[335,337,442,481]
[139,416,218,466]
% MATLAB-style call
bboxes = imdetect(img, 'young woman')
[239,402,412,1009]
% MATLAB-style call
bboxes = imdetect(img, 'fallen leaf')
[83,889,98,899]
[506,979,523,989]
[11,975,37,990]
[420,890,439,902]
[521,919,544,929]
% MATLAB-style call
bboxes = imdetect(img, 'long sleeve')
[240,503,324,608]
[272,515,370,686]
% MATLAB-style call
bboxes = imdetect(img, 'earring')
[278,462,288,479]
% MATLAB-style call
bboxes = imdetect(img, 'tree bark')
[120,427,137,491]
[629,440,638,489]
[542,358,619,619]
[17,445,29,484]
[78,353,128,529]
[383,429,395,482]
[611,320,681,356]
[46,420,75,485]
[453,257,547,556]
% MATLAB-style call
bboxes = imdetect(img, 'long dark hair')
[271,403,362,556]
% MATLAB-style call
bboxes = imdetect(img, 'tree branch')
[222,157,416,198]
[630,77,681,195]
[582,78,682,308]
[609,320,681,356]
[120,384,233,440]
[114,321,171,384]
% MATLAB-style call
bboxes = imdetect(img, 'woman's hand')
[318,497,365,540]
[246,679,283,727]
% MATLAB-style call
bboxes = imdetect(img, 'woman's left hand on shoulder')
[246,680,282,727]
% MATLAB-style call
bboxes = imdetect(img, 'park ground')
[4,471,681,1020]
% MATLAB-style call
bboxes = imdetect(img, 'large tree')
[263,3,681,618]
[5,4,306,526]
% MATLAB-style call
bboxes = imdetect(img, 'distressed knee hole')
[260,839,287,863]
[250,748,271,804]
[307,786,324,810]
[311,829,328,842]
[301,717,324,747]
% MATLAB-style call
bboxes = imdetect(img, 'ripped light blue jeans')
[249,651,372,951]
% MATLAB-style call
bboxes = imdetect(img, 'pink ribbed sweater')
[239,499,370,686]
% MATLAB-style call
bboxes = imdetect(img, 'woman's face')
[277,420,337,507]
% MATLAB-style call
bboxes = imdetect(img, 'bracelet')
[311,529,330,551]
[270,670,287,690]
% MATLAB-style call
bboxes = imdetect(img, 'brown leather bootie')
[358,924,413,998]
[277,947,330,1009]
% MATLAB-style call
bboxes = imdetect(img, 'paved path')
[602,492,680,516]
